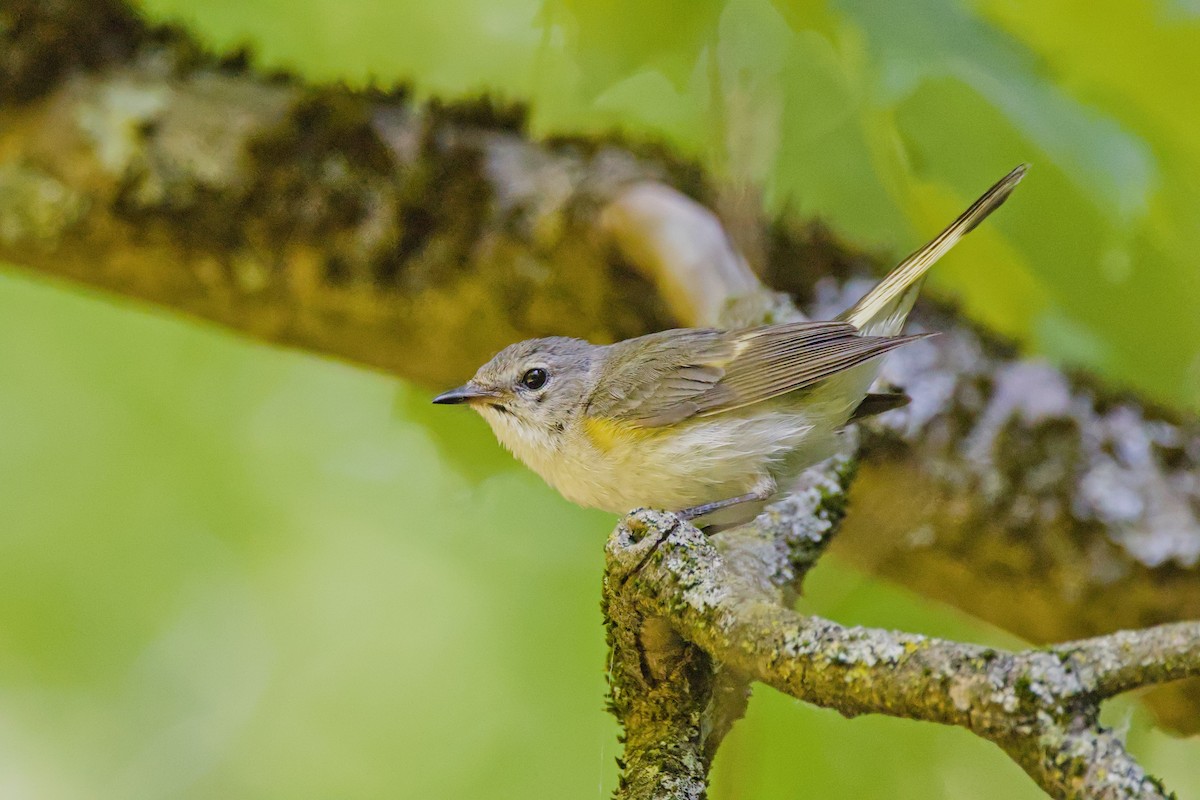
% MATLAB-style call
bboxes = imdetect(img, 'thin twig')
[1054,622,1200,700]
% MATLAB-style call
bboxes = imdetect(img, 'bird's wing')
[586,321,929,427]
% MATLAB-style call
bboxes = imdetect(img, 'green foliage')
[544,0,725,96]
[4,0,1200,797]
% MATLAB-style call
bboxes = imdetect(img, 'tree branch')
[606,502,1197,799]
[604,452,856,799]
[1004,730,1174,800]
[1054,623,1200,700]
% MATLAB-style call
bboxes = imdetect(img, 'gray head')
[432,336,599,453]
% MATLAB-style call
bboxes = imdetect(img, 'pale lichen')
[75,75,169,176]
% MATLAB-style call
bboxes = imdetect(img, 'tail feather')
[849,391,911,422]
[839,164,1028,336]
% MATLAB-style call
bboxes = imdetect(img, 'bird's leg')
[676,493,760,520]
[675,477,775,522]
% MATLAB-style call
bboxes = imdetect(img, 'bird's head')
[433,336,598,456]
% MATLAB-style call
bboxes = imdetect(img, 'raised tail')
[839,164,1028,336]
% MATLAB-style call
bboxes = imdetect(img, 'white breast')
[481,405,838,513]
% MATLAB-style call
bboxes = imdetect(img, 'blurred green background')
[2,0,1199,797]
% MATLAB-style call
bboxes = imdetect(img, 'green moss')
[0,0,141,104]
[425,94,527,133]
[0,163,87,246]
[1013,675,1038,707]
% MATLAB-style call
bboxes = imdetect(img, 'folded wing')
[587,321,929,427]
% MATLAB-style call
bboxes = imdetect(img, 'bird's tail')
[839,164,1028,336]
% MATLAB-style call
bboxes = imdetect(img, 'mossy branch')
[1053,625,1200,701]
[603,452,857,800]
[604,494,1198,799]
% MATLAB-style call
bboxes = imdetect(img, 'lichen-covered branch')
[1004,730,1173,800]
[603,520,744,800]
[3,0,1200,734]
[1053,623,1200,700]
[605,505,1198,798]
[603,451,857,799]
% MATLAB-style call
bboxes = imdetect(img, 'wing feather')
[587,321,929,427]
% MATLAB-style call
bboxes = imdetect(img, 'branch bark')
[3,0,1200,743]
[605,454,857,799]
[605,491,1197,799]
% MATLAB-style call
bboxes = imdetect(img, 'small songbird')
[434,166,1027,525]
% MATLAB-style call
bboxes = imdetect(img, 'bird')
[433,165,1027,527]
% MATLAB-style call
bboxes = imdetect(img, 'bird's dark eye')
[520,368,548,390]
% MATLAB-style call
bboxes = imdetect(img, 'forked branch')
[603,459,1199,798]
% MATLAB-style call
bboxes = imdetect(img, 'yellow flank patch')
[584,416,649,452]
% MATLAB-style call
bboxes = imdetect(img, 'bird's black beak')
[431,383,498,405]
